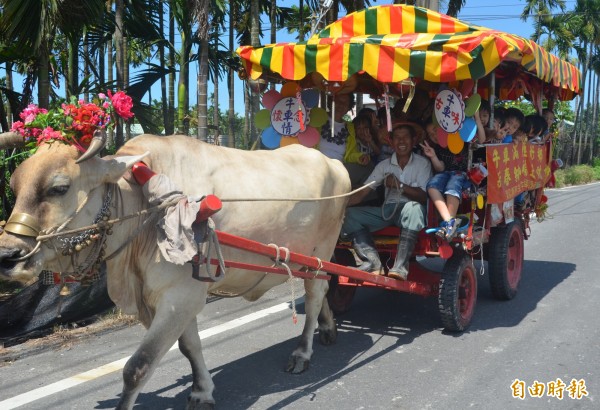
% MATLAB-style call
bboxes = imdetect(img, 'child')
[500,107,525,143]
[351,114,380,165]
[420,110,486,240]
[478,99,491,128]
[483,108,507,143]
[525,114,548,144]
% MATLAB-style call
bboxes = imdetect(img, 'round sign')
[262,89,281,110]
[255,109,271,129]
[448,132,465,154]
[280,136,299,147]
[308,107,328,128]
[459,117,477,142]
[261,126,282,149]
[436,126,448,148]
[433,89,465,134]
[270,97,308,137]
[477,193,485,209]
[298,126,320,147]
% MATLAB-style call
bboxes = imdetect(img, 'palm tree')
[570,0,600,164]
[520,0,566,43]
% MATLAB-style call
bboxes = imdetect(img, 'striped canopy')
[237,5,581,100]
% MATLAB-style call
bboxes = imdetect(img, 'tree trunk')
[577,43,593,165]
[197,37,209,141]
[83,38,89,102]
[415,0,439,11]
[178,29,191,135]
[227,1,236,147]
[106,1,114,147]
[5,62,13,126]
[299,0,305,41]
[114,0,125,148]
[572,56,588,165]
[243,83,250,149]
[249,0,261,147]
[159,0,168,135]
[37,40,50,109]
[591,69,600,163]
[168,0,176,135]
[212,31,219,142]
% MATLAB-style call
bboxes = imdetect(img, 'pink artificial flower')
[37,127,63,144]
[98,93,106,100]
[20,104,47,124]
[108,90,134,120]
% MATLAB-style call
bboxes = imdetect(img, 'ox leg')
[286,278,335,373]
[179,320,216,409]
[318,291,337,346]
[117,296,207,409]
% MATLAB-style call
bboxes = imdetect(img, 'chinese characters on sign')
[486,142,551,204]
[270,97,307,136]
[434,89,465,134]
[511,378,588,400]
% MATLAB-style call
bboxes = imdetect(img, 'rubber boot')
[387,229,419,280]
[351,230,383,275]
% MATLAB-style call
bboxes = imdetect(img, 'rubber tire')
[438,252,477,332]
[327,249,357,315]
[488,219,524,300]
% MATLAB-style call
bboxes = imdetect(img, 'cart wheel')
[327,249,357,314]
[438,252,477,332]
[327,276,357,314]
[488,219,524,300]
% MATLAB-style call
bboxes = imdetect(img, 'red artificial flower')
[108,90,134,120]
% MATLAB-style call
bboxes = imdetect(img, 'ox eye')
[48,185,70,196]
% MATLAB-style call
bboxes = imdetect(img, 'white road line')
[0,300,295,409]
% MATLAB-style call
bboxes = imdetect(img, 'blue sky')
[210,0,578,115]
[10,1,579,116]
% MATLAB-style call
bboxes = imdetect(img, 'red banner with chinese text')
[486,143,551,204]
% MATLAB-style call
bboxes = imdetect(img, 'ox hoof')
[186,396,215,410]
[319,326,337,346]
[285,355,310,374]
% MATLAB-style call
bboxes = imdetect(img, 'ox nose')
[0,247,23,271]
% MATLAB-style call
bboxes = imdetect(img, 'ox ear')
[100,151,150,183]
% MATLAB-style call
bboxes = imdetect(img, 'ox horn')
[76,128,107,163]
[0,132,25,149]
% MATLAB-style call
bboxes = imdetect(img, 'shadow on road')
[467,259,575,332]
[94,259,574,409]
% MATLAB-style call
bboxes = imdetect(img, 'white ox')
[0,134,350,409]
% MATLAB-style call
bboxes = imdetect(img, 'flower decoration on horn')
[255,81,328,149]
[10,91,134,151]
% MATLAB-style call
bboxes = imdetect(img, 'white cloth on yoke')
[143,174,201,265]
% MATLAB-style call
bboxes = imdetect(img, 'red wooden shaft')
[131,162,156,185]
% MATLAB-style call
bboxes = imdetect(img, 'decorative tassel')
[296,88,305,131]
[384,85,392,132]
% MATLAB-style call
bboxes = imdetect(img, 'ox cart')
[0,5,582,409]
[235,4,581,331]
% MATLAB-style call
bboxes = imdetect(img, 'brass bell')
[75,244,83,252]
[59,284,71,296]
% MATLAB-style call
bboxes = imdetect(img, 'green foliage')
[555,164,596,186]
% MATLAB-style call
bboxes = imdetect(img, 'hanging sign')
[434,89,465,134]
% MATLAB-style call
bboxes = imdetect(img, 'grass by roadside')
[0,307,137,365]
[555,162,600,187]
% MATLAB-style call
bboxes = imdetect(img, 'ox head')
[0,132,147,283]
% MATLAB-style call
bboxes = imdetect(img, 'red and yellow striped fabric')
[237,4,581,98]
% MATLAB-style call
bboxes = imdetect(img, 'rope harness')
[7,180,370,303]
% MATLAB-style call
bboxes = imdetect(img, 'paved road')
[1,184,598,409]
